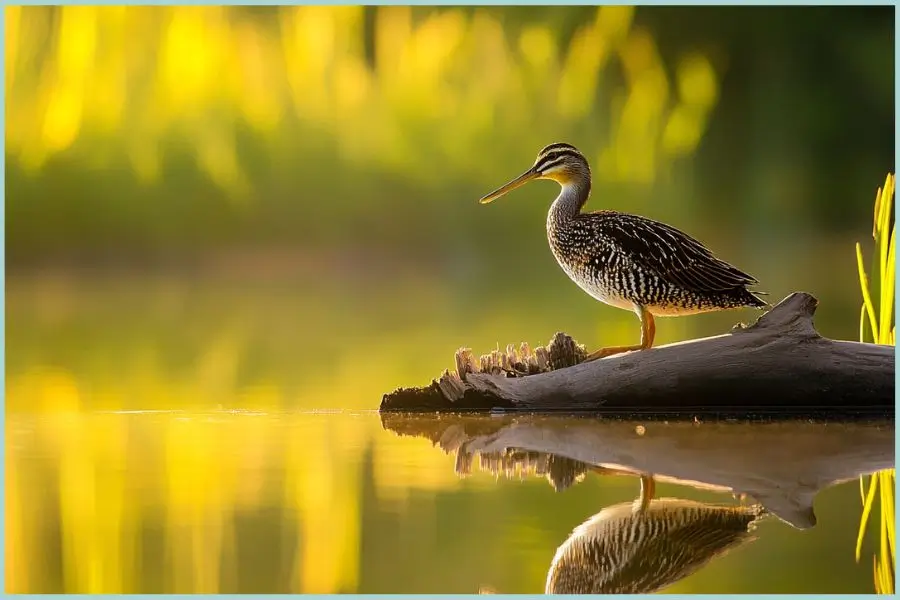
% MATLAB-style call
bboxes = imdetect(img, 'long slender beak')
[478,167,539,204]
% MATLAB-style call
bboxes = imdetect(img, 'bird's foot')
[584,343,646,362]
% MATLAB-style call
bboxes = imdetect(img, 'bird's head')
[479,143,591,204]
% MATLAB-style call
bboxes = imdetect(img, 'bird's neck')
[549,179,590,224]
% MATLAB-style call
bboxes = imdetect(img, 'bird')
[478,142,766,361]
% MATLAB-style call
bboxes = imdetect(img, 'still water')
[6,410,895,594]
[5,274,894,594]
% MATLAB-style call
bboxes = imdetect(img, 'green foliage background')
[6,6,893,275]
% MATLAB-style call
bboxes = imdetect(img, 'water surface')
[7,408,894,594]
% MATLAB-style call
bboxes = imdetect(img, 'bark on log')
[380,292,895,418]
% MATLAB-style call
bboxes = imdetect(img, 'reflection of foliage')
[7,6,715,191]
[854,173,895,595]
[5,409,457,593]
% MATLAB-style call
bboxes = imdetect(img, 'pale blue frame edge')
[0,1,896,599]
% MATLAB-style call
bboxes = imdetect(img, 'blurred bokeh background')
[5,4,895,594]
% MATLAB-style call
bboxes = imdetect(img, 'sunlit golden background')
[5,4,895,594]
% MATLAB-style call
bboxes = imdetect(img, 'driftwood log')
[380,292,894,418]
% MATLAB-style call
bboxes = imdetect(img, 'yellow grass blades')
[856,242,879,341]
[854,173,895,595]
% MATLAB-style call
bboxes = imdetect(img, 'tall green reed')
[854,173,895,594]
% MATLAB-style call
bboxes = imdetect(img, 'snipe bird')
[479,143,766,361]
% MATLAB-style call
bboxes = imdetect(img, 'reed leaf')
[855,242,879,339]
[853,173,895,595]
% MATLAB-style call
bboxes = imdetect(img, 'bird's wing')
[591,212,759,293]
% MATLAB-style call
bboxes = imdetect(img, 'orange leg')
[585,307,655,362]
[587,467,657,513]
[637,473,656,513]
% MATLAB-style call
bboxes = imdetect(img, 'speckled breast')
[546,224,637,312]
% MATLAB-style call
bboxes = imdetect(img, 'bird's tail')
[740,287,770,310]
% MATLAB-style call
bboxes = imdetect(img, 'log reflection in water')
[382,413,894,529]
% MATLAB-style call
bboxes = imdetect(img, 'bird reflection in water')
[545,498,765,594]
[468,447,762,594]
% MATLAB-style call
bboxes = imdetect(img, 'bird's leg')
[584,308,656,362]
[634,473,656,514]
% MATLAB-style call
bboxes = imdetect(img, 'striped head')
[479,143,590,204]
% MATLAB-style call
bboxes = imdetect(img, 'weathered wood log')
[380,292,894,418]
